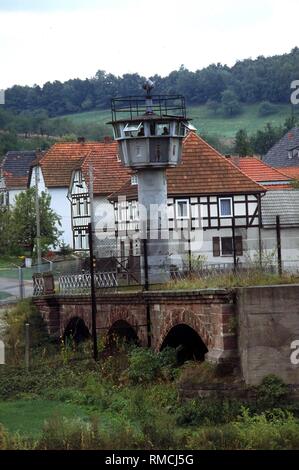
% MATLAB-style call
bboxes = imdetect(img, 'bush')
[186,408,299,450]
[3,300,51,364]
[258,101,278,117]
[176,398,242,426]
[255,375,288,410]
[127,347,177,384]
[127,348,161,384]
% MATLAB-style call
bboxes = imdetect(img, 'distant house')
[109,132,265,269]
[0,150,37,206]
[228,156,293,190]
[263,127,299,169]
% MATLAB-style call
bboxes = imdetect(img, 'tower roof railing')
[110,94,186,122]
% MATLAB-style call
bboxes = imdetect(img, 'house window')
[175,199,189,219]
[219,197,232,217]
[222,237,233,256]
[74,228,88,250]
[213,236,243,257]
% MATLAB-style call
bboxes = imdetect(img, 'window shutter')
[235,236,243,256]
[213,237,220,257]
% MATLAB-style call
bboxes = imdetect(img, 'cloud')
[0,0,298,88]
[0,0,106,12]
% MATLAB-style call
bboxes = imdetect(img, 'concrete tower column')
[138,169,170,284]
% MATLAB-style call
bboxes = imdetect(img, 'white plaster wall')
[29,165,46,193]
[49,187,73,248]
[8,189,24,206]
[94,196,115,233]
[261,227,299,271]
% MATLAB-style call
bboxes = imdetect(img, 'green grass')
[58,103,293,140]
[0,399,88,437]
[0,256,22,269]
[0,291,13,300]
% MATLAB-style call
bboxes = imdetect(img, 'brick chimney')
[103,136,113,144]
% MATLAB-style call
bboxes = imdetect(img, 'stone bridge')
[32,283,299,385]
[33,289,238,365]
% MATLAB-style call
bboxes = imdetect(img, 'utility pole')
[276,215,282,276]
[88,223,98,361]
[35,166,42,272]
[88,164,98,361]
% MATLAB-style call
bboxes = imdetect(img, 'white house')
[28,140,105,248]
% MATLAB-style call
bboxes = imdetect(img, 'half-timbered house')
[109,132,266,269]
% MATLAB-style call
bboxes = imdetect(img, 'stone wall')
[238,284,299,385]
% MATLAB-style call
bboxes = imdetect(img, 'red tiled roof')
[229,156,293,184]
[110,132,265,200]
[81,142,131,195]
[3,174,28,189]
[39,142,104,187]
[38,141,130,192]
[278,166,299,180]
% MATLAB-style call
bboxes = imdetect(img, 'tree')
[250,123,283,156]
[258,101,278,117]
[234,129,252,156]
[10,188,62,256]
[0,207,13,255]
[221,89,242,117]
[206,99,220,115]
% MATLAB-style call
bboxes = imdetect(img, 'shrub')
[127,347,177,384]
[258,101,278,117]
[255,374,288,410]
[176,398,242,426]
[127,348,161,384]
[3,300,50,364]
[186,408,299,450]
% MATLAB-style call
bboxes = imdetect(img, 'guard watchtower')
[109,81,195,283]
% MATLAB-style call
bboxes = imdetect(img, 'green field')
[59,103,293,140]
[0,399,88,437]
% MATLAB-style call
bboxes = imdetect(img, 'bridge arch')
[107,320,139,348]
[63,316,91,343]
[107,307,146,346]
[160,323,208,363]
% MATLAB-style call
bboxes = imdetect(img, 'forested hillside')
[4,48,299,116]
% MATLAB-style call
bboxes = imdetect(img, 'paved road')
[0,276,33,303]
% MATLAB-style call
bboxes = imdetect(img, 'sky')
[0,0,299,89]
